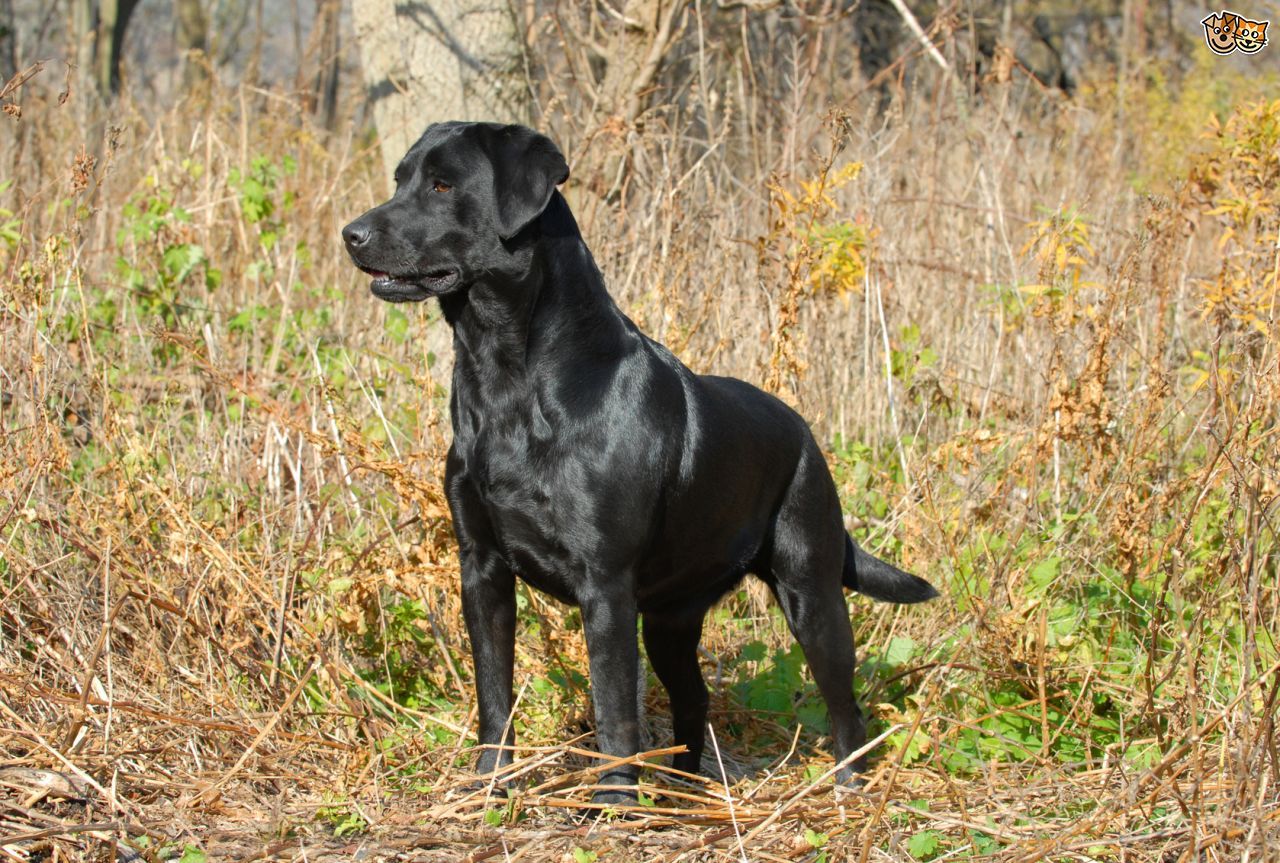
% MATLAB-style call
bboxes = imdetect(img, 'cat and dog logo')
[1202,10,1269,53]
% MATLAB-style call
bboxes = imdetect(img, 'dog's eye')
[433,180,452,193]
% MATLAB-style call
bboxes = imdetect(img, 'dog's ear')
[485,125,570,241]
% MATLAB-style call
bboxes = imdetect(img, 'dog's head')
[342,122,570,303]
[1202,11,1238,54]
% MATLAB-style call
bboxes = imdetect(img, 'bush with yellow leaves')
[1192,97,1280,337]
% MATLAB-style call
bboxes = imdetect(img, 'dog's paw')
[834,768,865,788]
[576,787,644,822]
[450,776,511,801]
[590,787,638,807]
[832,764,868,791]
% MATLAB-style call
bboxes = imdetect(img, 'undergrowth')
[1,37,1277,863]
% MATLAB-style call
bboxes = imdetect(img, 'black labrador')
[342,122,937,804]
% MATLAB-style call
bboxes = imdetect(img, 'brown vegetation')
[1,3,1278,860]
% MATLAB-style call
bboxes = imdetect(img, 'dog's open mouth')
[357,266,460,302]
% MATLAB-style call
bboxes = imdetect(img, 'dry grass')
[2,10,1279,861]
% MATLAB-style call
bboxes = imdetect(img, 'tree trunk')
[175,0,209,93]
[211,0,253,67]
[302,0,342,130]
[350,0,530,183]
[0,0,17,84]
[594,0,682,198]
[72,0,97,97]
[96,0,140,95]
[598,0,677,129]
[73,0,141,97]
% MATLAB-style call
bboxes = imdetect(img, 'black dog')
[343,122,937,803]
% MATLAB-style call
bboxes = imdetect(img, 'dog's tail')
[842,533,938,604]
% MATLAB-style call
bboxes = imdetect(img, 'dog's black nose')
[342,221,372,248]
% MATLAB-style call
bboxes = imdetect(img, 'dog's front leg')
[580,580,641,805]
[461,550,517,787]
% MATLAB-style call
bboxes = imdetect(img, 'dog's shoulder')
[697,374,803,425]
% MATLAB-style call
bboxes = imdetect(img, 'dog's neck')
[439,193,630,380]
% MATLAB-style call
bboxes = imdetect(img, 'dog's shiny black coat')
[343,122,938,802]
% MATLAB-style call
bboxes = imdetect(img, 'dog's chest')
[457,384,555,490]
[455,387,593,591]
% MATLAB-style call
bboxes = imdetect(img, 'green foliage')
[1108,52,1279,192]
[829,436,896,523]
[806,217,870,295]
[1192,97,1280,336]
[230,154,297,254]
[316,799,368,837]
[768,161,869,296]
[490,794,522,825]
[110,182,220,361]
[0,179,21,250]
[889,323,939,391]
[733,641,828,733]
[177,846,208,863]
[332,812,367,838]
[350,594,457,725]
[966,829,1002,857]
[385,306,411,344]
[906,830,943,860]
[1018,205,1098,310]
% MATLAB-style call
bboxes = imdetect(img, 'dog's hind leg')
[642,610,708,776]
[765,447,868,785]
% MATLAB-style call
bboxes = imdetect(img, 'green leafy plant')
[889,323,939,393]
[112,182,220,360]
[177,846,208,863]
[906,830,943,860]
[733,641,828,732]
[230,154,297,254]
[317,799,368,837]
[0,179,20,250]
[804,827,830,862]
[1018,204,1098,311]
